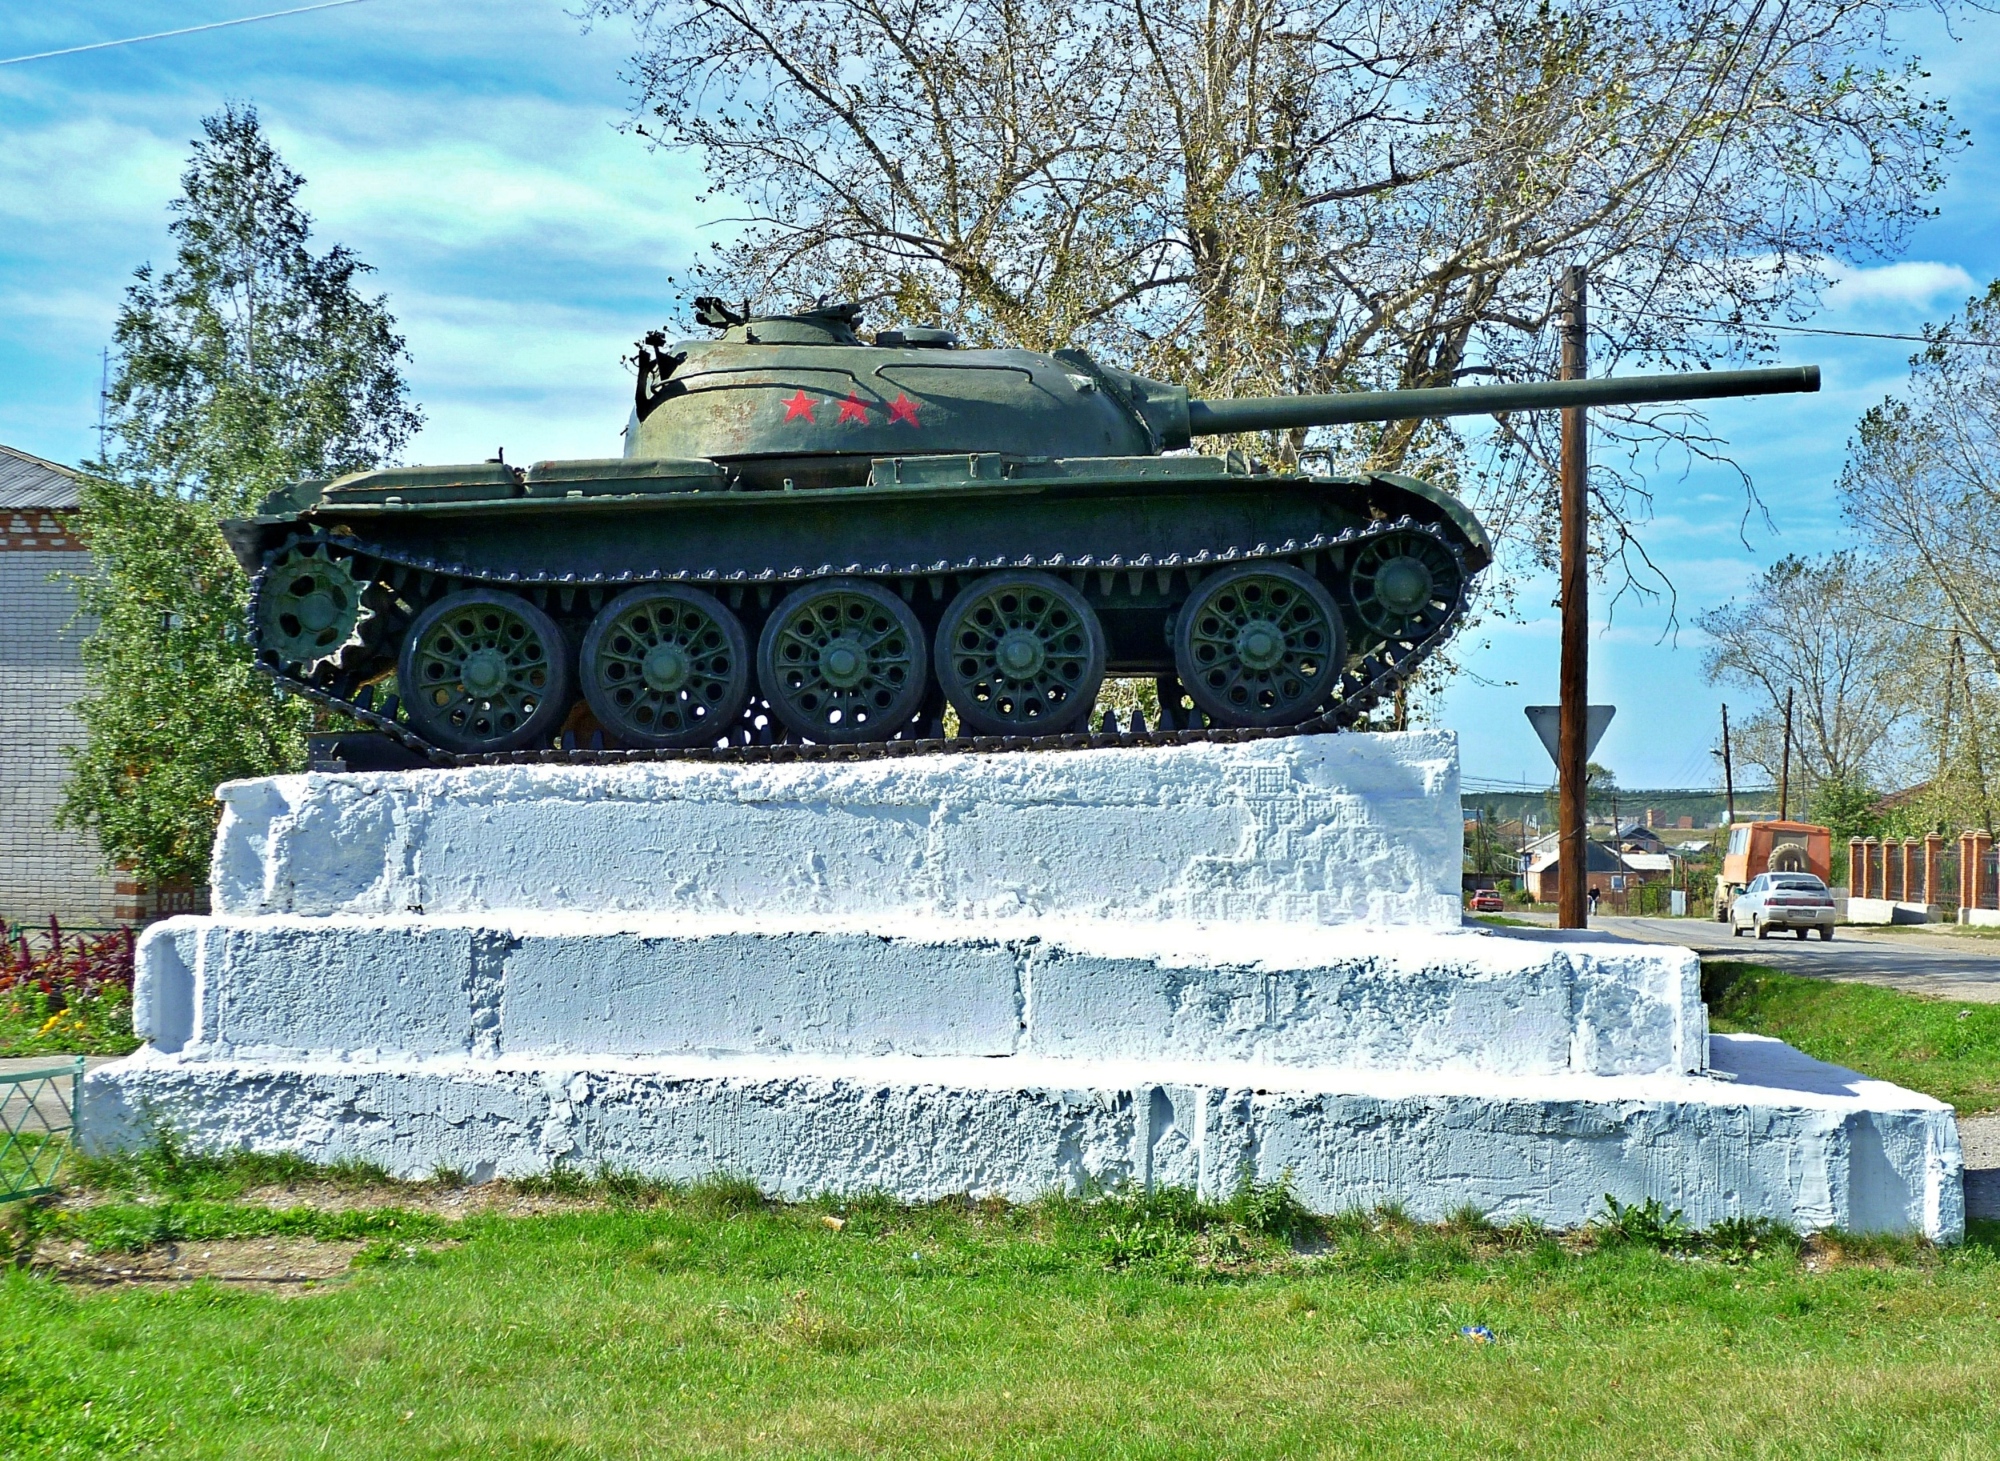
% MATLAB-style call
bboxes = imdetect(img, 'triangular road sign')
[1524,704,1615,766]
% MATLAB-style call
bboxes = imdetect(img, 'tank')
[225,300,1819,763]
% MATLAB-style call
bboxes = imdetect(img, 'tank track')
[250,516,1470,767]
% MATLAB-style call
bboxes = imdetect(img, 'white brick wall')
[0,545,120,923]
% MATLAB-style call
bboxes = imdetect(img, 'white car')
[1729,873,1837,941]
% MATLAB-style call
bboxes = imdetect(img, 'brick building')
[0,444,121,924]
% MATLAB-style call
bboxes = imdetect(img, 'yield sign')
[1524,704,1615,766]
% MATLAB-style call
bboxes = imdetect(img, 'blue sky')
[3,1,1996,789]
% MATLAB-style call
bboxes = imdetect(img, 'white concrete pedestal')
[84,734,1963,1238]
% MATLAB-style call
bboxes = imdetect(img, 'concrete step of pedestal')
[81,1034,1961,1241]
[136,914,1703,1078]
[207,735,1463,928]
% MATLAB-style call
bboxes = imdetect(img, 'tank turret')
[624,298,1816,487]
[228,300,1817,763]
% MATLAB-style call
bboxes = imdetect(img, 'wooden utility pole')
[1557,266,1589,928]
[1778,686,1794,821]
[1719,703,1736,825]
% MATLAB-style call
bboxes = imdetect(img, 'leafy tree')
[1544,761,1617,829]
[1806,776,1882,842]
[59,104,422,884]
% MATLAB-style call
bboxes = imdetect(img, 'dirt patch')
[55,1181,609,1220]
[234,1180,610,1218]
[35,1235,367,1291]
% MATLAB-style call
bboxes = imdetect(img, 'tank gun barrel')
[1182,365,1819,438]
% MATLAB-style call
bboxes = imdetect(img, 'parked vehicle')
[1729,873,1837,940]
[1713,820,1832,922]
[1468,889,1506,914]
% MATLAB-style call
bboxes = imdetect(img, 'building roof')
[1526,839,1627,875]
[1621,853,1676,873]
[0,444,79,509]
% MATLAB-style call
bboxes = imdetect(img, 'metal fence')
[0,1057,83,1202]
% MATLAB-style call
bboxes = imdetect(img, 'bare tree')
[1697,553,1901,795]
[594,0,1963,597]
[1841,281,2000,830]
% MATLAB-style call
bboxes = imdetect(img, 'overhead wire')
[1594,306,2000,350]
[0,1,377,67]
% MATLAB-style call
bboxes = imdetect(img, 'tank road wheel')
[1172,563,1346,729]
[937,571,1107,736]
[757,578,928,743]
[258,542,368,666]
[1345,530,1463,640]
[399,589,572,754]
[580,586,750,748]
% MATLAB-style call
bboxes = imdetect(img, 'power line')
[1598,307,2000,350]
[0,0,376,67]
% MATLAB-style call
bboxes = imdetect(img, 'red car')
[1468,889,1506,913]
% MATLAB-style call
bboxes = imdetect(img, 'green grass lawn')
[5,1151,2000,1460]
[7,963,2000,1456]
[1704,961,2000,1113]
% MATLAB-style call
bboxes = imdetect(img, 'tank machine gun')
[229,302,1817,764]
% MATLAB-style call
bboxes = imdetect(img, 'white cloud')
[1823,261,1977,311]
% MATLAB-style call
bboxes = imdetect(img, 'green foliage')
[1807,776,1883,844]
[58,104,420,884]
[1704,960,2000,1113]
[102,102,422,511]
[1597,1195,1693,1252]
[42,1199,446,1256]
[0,985,137,1057]
[65,1131,392,1203]
[1704,1215,1804,1267]
[1228,1168,1315,1241]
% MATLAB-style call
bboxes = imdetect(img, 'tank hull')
[233,455,1485,761]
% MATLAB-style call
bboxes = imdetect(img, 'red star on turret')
[783,389,816,422]
[838,393,869,424]
[888,393,919,426]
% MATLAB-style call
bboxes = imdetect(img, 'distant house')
[1522,835,1626,902]
[0,445,123,924]
[1523,834,1678,904]
[1616,820,1670,854]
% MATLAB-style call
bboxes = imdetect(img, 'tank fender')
[1363,471,1492,569]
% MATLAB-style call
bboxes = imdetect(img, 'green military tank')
[226,300,1817,764]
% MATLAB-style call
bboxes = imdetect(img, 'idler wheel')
[1172,563,1346,729]
[399,588,572,753]
[937,571,1105,736]
[1345,531,1462,640]
[580,586,750,748]
[756,577,928,743]
[258,543,368,666]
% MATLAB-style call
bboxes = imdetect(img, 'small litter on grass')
[820,1215,846,1231]
[1459,1325,1497,1345]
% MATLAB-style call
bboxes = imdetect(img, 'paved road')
[1591,916,2000,1002]
[1488,911,2000,1002]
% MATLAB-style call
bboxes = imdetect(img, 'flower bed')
[0,917,139,1056]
